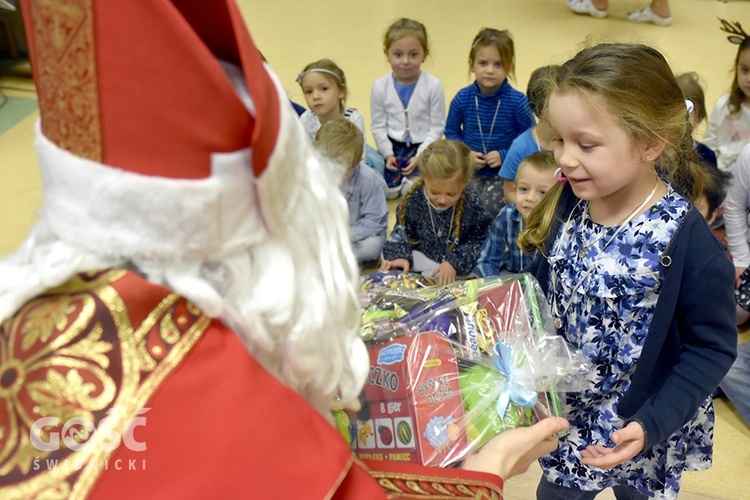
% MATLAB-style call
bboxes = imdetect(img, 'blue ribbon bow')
[493,342,538,418]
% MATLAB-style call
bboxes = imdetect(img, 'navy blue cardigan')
[525,183,737,449]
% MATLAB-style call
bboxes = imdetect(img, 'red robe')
[0,269,502,498]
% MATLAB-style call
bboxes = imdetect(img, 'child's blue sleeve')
[444,93,465,142]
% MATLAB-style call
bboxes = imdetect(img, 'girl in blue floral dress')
[519,44,738,499]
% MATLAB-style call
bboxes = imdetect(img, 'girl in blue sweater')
[519,43,737,500]
[445,28,535,218]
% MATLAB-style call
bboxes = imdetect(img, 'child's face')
[423,172,466,209]
[737,48,750,100]
[548,91,650,203]
[514,163,556,220]
[471,45,506,95]
[386,36,425,84]
[301,72,344,121]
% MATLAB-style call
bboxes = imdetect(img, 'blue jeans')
[365,144,385,177]
[719,341,750,426]
[537,477,649,500]
[383,138,420,188]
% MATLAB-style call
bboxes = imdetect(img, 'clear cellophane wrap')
[336,272,589,468]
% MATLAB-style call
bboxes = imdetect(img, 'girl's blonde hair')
[469,28,515,81]
[383,18,429,55]
[519,43,708,254]
[398,140,474,252]
[298,58,348,110]
[418,139,476,182]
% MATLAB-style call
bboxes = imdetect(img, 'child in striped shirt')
[445,27,535,218]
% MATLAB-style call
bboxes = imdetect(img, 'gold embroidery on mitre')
[29,0,101,160]
[0,270,209,499]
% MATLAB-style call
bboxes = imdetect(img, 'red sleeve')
[91,319,384,499]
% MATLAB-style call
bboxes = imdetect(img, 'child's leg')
[536,477,599,500]
[393,142,420,179]
[383,166,402,190]
[365,144,385,177]
[352,233,386,266]
[411,250,440,276]
[718,342,750,427]
[612,485,650,500]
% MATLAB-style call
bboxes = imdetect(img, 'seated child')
[475,151,557,277]
[298,58,385,175]
[499,65,559,204]
[315,119,389,268]
[380,139,491,285]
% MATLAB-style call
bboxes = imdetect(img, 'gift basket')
[338,272,589,467]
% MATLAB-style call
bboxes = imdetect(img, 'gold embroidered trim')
[370,468,501,499]
[29,0,101,160]
[0,270,209,499]
[369,470,501,491]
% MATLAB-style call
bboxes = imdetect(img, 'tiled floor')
[4,0,750,497]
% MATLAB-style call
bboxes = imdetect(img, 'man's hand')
[462,417,569,480]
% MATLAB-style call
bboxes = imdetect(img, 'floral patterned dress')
[540,186,714,499]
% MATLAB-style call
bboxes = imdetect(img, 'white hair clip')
[295,68,343,85]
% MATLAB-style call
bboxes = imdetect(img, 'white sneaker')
[386,181,403,200]
[627,6,672,26]
[567,0,607,19]
[400,178,415,196]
